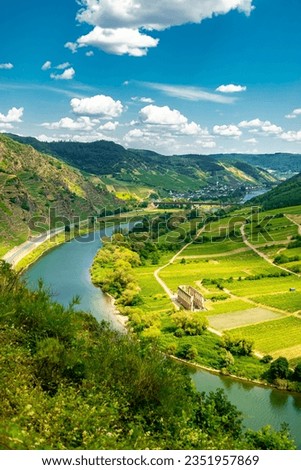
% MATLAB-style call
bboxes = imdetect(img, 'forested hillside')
[0,135,119,255]
[7,135,277,197]
[249,173,301,209]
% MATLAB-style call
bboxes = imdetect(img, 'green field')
[160,251,281,292]
[228,316,301,355]
[252,291,301,313]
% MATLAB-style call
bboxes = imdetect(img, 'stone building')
[177,285,205,311]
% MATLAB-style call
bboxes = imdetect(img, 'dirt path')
[181,246,251,259]
[286,214,301,235]
[240,224,300,277]
[154,226,206,308]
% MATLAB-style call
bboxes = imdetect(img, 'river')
[241,189,269,203]
[23,230,301,448]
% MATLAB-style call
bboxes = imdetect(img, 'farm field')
[228,316,301,356]
[160,251,281,292]
[223,275,301,297]
[252,291,301,313]
[208,307,284,331]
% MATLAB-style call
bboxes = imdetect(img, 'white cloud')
[261,122,282,135]
[71,94,123,118]
[65,41,78,53]
[196,140,217,149]
[77,26,159,56]
[285,108,301,119]
[238,118,264,128]
[41,116,99,131]
[124,128,144,143]
[41,61,52,71]
[239,118,282,135]
[244,138,257,144]
[50,67,75,80]
[86,50,94,56]
[55,62,71,70]
[76,0,253,30]
[70,0,253,56]
[141,82,235,104]
[140,105,187,126]
[0,123,14,129]
[213,124,242,137]
[280,130,301,142]
[37,132,111,143]
[216,84,247,93]
[139,104,209,138]
[131,96,154,103]
[0,107,24,123]
[99,121,119,131]
[0,63,14,70]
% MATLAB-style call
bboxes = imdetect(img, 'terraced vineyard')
[138,204,301,367]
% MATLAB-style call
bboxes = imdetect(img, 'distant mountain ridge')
[7,135,278,197]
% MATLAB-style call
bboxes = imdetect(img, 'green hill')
[249,172,301,209]
[0,135,120,255]
[7,135,277,198]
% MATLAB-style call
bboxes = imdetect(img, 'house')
[177,285,205,311]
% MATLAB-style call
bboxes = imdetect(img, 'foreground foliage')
[0,261,296,450]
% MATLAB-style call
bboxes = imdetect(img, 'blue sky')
[1,0,301,154]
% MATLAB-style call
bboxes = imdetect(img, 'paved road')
[2,226,67,268]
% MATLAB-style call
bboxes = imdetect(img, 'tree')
[268,357,289,380]
[293,363,301,382]
[171,312,207,336]
[194,389,243,439]
[221,335,253,356]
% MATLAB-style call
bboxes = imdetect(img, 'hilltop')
[7,135,277,199]
[0,135,120,255]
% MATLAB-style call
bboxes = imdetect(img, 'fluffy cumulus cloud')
[239,118,282,135]
[139,104,206,136]
[280,130,301,142]
[76,0,253,30]
[77,27,159,57]
[50,67,75,80]
[69,0,254,56]
[71,94,123,118]
[216,84,247,93]
[99,121,119,131]
[213,124,242,137]
[0,63,14,69]
[0,107,24,123]
[285,108,301,119]
[41,116,99,131]
[124,128,144,143]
